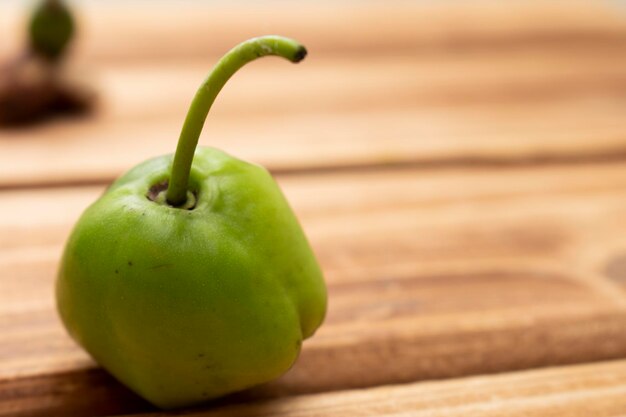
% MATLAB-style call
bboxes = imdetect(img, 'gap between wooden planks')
[2,162,626,416]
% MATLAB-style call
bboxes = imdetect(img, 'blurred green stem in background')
[29,0,75,61]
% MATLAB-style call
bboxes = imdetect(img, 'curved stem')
[166,35,307,206]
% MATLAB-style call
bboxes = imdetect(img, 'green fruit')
[29,0,75,60]
[56,36,327,409]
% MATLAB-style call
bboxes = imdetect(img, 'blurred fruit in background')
[0,0,95,126]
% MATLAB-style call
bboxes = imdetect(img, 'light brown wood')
[2,91,626,188]
[2,1,626,415]
[132,360,626,417]
[2,162,626,416]
[2,1,625,62]
[0,2,626,187]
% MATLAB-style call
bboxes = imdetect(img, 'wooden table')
[2,1,626,415]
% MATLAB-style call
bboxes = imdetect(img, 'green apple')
[56,36,327,409]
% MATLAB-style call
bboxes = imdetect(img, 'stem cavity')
[165,36,307,207]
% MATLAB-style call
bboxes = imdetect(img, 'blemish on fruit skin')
[115,269,119,274]
[128,261,133,266]
[149,264,173,270]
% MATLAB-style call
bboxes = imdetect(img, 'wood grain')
[2,162,626,416]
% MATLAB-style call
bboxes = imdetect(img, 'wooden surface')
[132,360,626,417]
[2,1,626,188]
[2,1,626,416]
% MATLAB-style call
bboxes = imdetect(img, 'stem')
[166,35,307,206]
[29,0,74,61]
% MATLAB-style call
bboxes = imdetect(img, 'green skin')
[29,0,75,61]
[56,37,327,409]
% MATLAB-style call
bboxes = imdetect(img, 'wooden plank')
[5,362,626,417]
[121,360,626,417]
[2,1,625,62]
[1,2,626,188]
[63,50,626,124]
[1,70,626,188]
[2,162,626,416]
